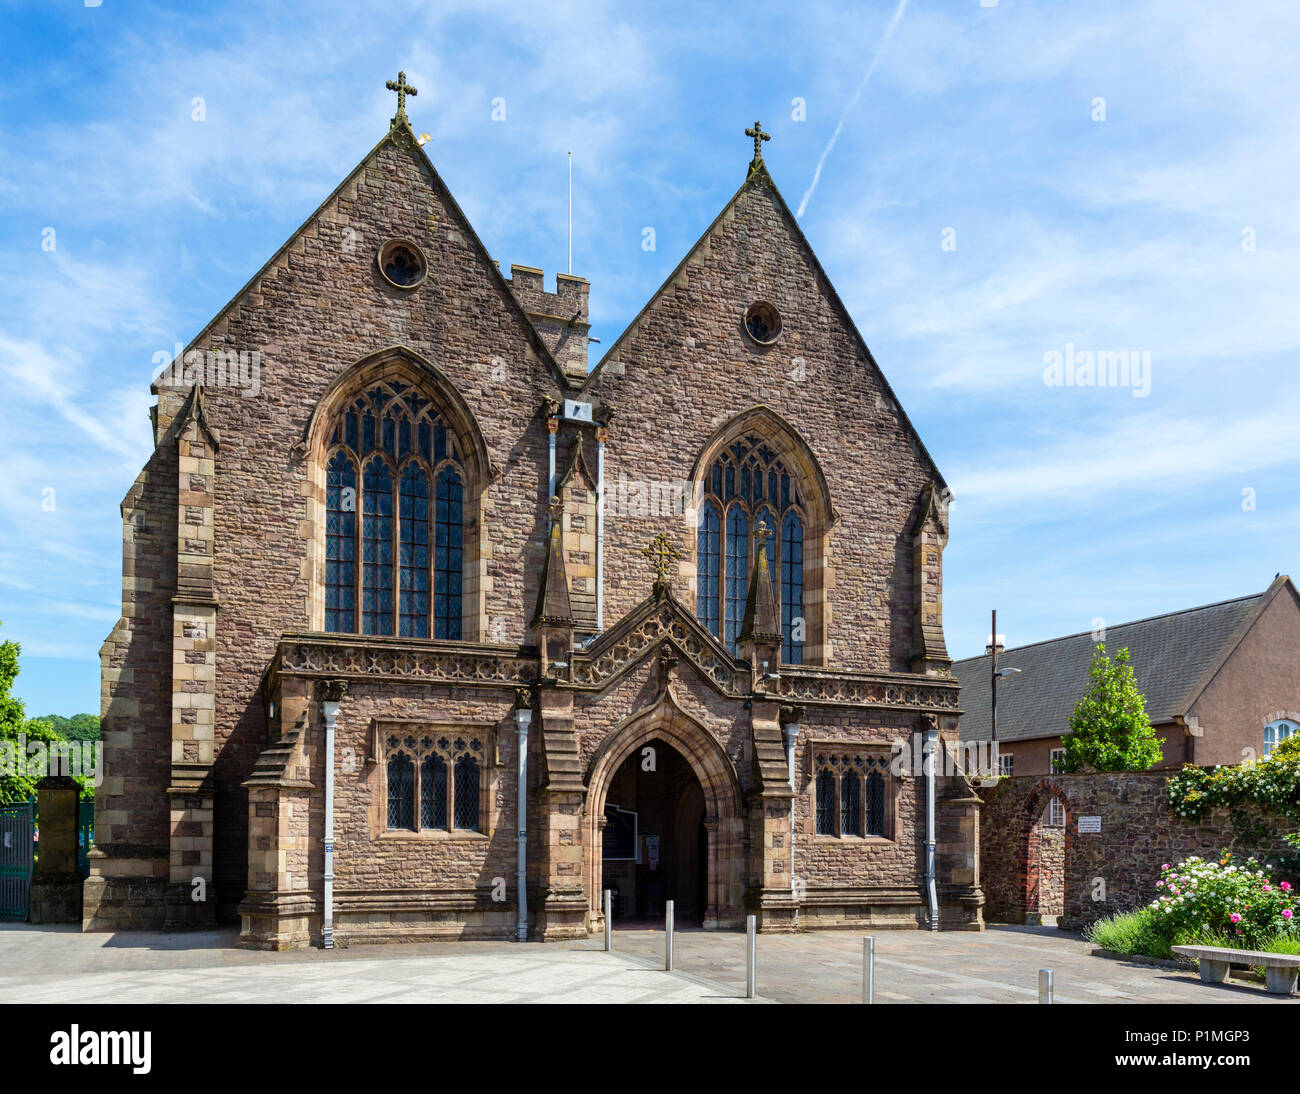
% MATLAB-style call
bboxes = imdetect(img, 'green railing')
[0,799,35,921]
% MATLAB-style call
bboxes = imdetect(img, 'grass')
[1084,909,1176,960]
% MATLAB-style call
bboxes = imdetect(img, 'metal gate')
[0,800,35,921]
[77,800,94,880]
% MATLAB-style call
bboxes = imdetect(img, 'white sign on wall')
[1077,815,1102,834]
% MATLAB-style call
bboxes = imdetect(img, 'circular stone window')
[743,301,782,345]
[377,238,427,290]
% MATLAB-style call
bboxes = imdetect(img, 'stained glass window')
[325,451,356,633]
[723,506,749,656]
[695,433,809,661]
[325,379,465,637]
[697,501,720,639]
[781,511,804,665]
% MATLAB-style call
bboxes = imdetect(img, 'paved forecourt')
[3,923,1297,1004]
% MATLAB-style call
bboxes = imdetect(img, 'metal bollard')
[604,890,612,952]
[863,936,875,1004]
[665,900,674,971]
[746,914,756,999]
[1038,968,1054,1004]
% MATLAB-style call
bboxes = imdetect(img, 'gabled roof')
[154,118,572,405]
[954,578,1294,743]
[579,159,949,491]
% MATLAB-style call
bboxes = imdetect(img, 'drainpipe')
[515,704,532,942]
[923,725,939,931]
[547,417,558,529]
[320,690,343,949]
[782,718,799,927]
[595,424,606,631]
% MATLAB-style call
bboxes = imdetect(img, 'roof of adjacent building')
[953,580,1290,743]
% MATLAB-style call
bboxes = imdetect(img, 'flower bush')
[1147,855,1300,950]
[1166,738,1300,828]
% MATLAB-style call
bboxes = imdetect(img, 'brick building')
[955,576,1300,777]
[84,83,982,947]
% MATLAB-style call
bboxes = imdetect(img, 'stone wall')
[980,772,1295,930]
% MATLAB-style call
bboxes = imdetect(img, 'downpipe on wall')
[923,727,939,931]
[321,695,341,949]
[515,705,532,942]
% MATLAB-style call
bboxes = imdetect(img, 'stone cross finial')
[386,71,418,123]
[642,531,681,592]
[745,120,771,166]
[753,519,771,558]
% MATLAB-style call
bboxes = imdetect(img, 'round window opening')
[378,239,427,290]
[744,301,782,344]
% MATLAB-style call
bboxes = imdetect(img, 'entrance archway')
[584,701,743,930]
[1021,780,1069,925]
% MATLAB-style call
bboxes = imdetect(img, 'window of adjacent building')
[696,434,806,662]
[813,750,890,839]
[385,733,484,833]
[1050,748,1066,774]
[997,752,1014,776]
[325,379,464,638]
[1265,718,1297,757]
[1046,796,1065,827]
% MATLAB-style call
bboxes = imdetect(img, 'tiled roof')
[954,592,1265,743]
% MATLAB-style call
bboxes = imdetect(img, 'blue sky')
[0,0,1296,716]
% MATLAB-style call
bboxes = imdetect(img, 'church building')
[85,76,983,947]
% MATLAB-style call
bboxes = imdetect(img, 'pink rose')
[1282,882,1292,891]
[1230,913,1242,923]
[1162,864,1170,870]
[1283,909,1294,919]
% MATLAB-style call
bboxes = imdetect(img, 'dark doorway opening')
[602,737,706,926]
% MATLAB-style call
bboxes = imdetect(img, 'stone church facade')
[85,81,983,947]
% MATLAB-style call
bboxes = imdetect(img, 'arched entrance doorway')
[1022,781,1069,925]
[584,699,744,930]
[601,739,706,924]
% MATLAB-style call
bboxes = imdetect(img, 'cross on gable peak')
[745,120,771,168]
[386,71,418,126]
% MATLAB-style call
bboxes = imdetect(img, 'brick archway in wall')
[584,700,744,930]
[1019,779,1072,924]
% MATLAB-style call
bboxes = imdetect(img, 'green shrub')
[1259,935,1300,956]
[1147,855,1299,950]
[1086,908,1176,958]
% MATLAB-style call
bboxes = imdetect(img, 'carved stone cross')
[642,531,681,590]
[386,71,418,120]
[753,519,771,560]
[745,120,771,165]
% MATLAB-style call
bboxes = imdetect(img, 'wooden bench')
[1172,945,1300,995]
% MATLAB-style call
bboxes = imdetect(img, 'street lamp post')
[987,609,1022,760]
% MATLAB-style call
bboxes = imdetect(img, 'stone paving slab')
[1,922,1296,1004]
[581,924,1300,1004]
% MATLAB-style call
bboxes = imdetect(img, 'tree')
[1057,644,1164,772]
[0,621,96,803]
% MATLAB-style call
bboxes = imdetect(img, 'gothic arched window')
[454,755,480,830]
[815,768,836,835]
[324,379,465,638]
[387,752,415,831]
[840,771,862,837]
[325,451,357,633]
[865,770,886,837]
[420,753,447,828]
[697,434,808,660]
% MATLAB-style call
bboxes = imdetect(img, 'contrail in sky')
[796,0,910,219]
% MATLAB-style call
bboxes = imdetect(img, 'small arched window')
[840,771,862,837]
[696,434,808,660]
[815,768,836,835]
[420,753,447,828]
[387,752,415,830]
[454,755,480,830]
[865,770,886,836]
[324,379,465,638]
[1265,719,1297,757]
